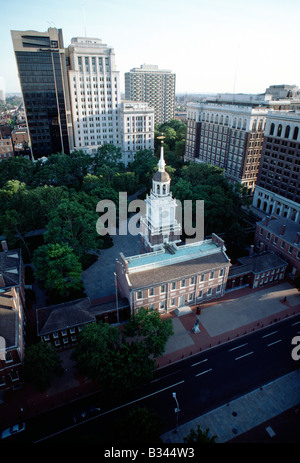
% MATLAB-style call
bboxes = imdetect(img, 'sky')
[1,0,300,96]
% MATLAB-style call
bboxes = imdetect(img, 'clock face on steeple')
[162,210,169,218]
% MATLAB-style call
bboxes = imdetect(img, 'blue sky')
[1,0,300,95]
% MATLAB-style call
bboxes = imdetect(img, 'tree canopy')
[24,341,64,392]
[33,243,83,296]
[71,308,174,397]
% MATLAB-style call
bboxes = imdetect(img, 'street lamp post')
[172,392,180,433]
[114,272,119,324]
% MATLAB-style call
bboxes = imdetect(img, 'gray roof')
[128,252,230,289]
[229,251,288,279]
[37,297,129,336]
[238,252,288,273]
[258,217,300,249]
[0,250,22,288]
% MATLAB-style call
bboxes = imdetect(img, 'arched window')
[277,124,282,137]
[293,126,299,140]
[258,119,263,131]
[252,120,257,131]
[225,116,229,126]
[163,184,166,194]
[232,118,236,128]
[270,123,275,135]
[285,125,290,138]
[157,184,160,194]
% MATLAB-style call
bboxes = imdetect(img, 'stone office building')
[184,101,268,193]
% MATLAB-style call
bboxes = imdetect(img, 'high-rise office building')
[66,38,155,164]
[253,110,300,223]
[11,28,74,159]
[125,64,175,125]
[11,29,155,164]
[119,101,154,164]
[67,37,121,155]
[184,99,268,192]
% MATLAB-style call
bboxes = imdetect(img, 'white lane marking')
[235,351,254,361]
[262,331,278,338]
[191,358,208,367]
[267,339,282,347]
[228,343,248,352]
[195,368,212,377]
[150,370,182,383]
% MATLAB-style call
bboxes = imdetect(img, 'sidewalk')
[161,370,300,443]
[0,280,299,442]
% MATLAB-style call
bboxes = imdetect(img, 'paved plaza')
[196,281,299,337]
[160,281,300,360]
[82,219,140,301]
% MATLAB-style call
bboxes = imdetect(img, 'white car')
[1,422,26,439]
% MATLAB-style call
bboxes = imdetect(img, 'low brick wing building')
[0,243,25,393]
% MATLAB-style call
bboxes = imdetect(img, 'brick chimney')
[280,224,286,236]
[0,273,5,288]
[295,232,300,245]
[249,245,254,257]
[1,240,8,252]
[265,216,269,226]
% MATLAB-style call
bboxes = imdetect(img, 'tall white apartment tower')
[67,37,121,154]
[125,64,175,125]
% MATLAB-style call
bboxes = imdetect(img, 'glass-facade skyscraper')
[11,28,73,159]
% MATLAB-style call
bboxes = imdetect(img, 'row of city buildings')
[0,125,29,160]
[0,141,298,394]
[10,28,176,164]
[0,27,299,396]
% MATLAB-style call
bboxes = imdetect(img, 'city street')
[9,313,299,444]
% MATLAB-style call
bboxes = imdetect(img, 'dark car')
[73,407,101,423]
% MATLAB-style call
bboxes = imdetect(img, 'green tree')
[72,322,155,397]
[130,149,157,189]
[31,151,92,189]
[24,341,64,392]
[183,425,217,443]
[93,143,124,171]
[0,157,35,188]
[123,307,174,357]
[44,198,101,257]
[33,243,83,296]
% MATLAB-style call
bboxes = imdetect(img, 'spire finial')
[157,134,165,172]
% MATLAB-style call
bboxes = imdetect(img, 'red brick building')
[254,215,300,277]
[0,242,25,393]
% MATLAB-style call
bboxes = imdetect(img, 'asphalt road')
[7,314,300,444]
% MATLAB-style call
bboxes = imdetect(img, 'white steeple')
[139,135,182,253]
[158,139,166,172]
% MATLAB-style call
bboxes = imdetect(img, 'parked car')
[1,422,26,439]
[73,407,101,423]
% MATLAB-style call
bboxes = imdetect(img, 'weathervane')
[157,133,165,144]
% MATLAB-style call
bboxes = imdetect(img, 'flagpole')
[114,272,119,324]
